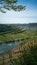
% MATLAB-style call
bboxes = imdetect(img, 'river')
[0,40,22,55]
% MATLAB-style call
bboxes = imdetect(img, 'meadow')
[0,30,37,43]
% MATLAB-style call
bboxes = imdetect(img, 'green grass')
[0,30,37,43]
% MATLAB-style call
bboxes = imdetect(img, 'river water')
[0,41,22,54]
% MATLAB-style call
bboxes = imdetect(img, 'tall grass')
[11,39,37,65]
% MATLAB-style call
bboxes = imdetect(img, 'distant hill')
[17,23,37,30]
[0,24,22,34]
[0,23,37,34]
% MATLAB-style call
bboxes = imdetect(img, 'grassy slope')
[0,30,37,43]
[11,39,37,65]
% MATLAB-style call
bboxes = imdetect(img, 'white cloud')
[0,7,37,24]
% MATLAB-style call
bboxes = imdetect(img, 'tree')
[0,0,26,13]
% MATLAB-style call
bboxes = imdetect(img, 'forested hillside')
[17,23,37,30]
[0,23,37,34]
[0,24,22,34]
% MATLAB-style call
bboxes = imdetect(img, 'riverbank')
[0,38,37,65]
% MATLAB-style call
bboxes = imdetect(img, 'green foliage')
[0,0,26,12]
[12,5,26,11]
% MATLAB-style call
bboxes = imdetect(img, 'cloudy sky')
[0,0,37,24]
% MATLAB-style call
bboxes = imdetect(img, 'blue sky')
[0,0,37,24]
